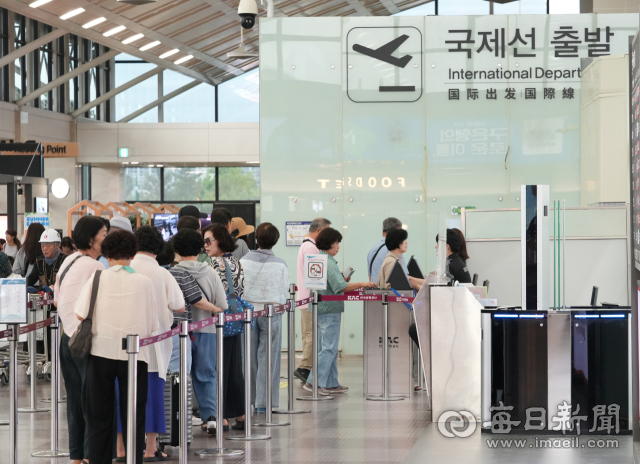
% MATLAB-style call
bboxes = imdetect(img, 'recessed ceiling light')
[83,17,106,28]
[149,164,155,167]
[160,49,179,59]
[29,0,53,8]
[60,8,85,20]
[246,161,259,164]
[103,25,126,37]
[130,161,139,165]
[156,164,164,167]
[174,55,193,65]
[140,41,161,51]
[122,33,144,45]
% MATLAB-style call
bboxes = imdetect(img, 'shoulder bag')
[222,258,253,337]
[68,270,102,358]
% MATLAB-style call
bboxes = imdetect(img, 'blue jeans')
[168,333,192,374]
[250,313,282,409]
[191,332,217,420]
[307,313,341,389]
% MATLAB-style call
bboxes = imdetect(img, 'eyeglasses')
[204,238,215,246]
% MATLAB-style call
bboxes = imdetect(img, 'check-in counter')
[412,284,484,421]
[481,309,631,434]
[363,289,414,398]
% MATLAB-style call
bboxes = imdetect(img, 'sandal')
[414,385,423,392]
[144,449,171,462]
[231,419,245,431]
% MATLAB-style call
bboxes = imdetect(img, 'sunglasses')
[204,238,216,246]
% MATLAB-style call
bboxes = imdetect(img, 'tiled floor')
[0,354,633,463]
[0,354,432,463]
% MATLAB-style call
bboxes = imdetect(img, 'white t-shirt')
[130,254,184,380]
[75,268,159,363]
[54,252,107,335]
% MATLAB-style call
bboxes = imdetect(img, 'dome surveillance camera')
[238,0,258,29]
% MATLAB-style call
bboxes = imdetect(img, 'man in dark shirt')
[27,229,67,292]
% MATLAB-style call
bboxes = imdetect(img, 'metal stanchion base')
[252,420,291,427]
[32,450,70,458]
[18,407,50,413]
[296,395,334,401]
[365,395,404,402]
[272,409,311,414]
[227,434,271,441]
[194,448,245,457]
[41,397,67,403]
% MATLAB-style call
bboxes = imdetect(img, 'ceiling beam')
[70,66,164,118]
[345,0,372,15]
[379,0,400,14]
[118,80,201,123]
[0,0,218,85]
[16,49,120,106]
[0,28,65,69]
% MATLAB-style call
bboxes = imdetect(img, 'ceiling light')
[60,8,85,20]
[148,164,155,167]
[122,33,144,45]
[130,161,139,165]
[156,164,163,167]
[140,41,161,51]
[174,55,193,65]
[103,25,126,37]
[160,49,179,59]
[118,0,157,5]
[83,17,106,28]
[29,0,53,8]
[246,161,259,164]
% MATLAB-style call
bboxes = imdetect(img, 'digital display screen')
[153,214,178,242]
[35,197,48,213]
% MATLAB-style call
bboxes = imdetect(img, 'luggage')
[158,372,193,449]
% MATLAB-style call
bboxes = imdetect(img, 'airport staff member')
[367,217,406,283]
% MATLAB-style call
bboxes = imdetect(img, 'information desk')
[412,284,484,421]
[482,309,631,434]
[362,289,414,398]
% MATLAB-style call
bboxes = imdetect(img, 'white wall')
[77,122,259,164]
[44,158,79,234]
[91,166,122,205]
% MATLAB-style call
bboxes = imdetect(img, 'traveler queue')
[0,211,472,464]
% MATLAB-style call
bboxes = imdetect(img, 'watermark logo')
[437,410,477,438]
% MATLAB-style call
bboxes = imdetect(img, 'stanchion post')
[228,306,269,441]
[19,296,49,413]
[367,292,403,402]
[9,325,18,464]
[179,321,189,463]
[254,305,290,427]
[125,334,140,464]
[297,291,334,401]
[32,312,69,457]
[274,284,310,414]
[195,315,244,457]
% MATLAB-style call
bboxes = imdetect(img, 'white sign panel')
[303,254,328,290]
[0,279,27,324]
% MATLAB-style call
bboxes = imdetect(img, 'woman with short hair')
[376,228,409,289]
[54,215,107,464]
[240,223,289,417]
[172,228,227,434]
[75,230,159,464]
[203,224,246,431]
[305,228,375,395]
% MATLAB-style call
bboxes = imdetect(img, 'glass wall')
[163,70,216,123]
[218,68,259,122]
[115,53,158,123]
[124,166,261,214]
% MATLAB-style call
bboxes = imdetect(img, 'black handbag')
[68,270,102,359]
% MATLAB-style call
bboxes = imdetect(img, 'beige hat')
[231,217,254,238]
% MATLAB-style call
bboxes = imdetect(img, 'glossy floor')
[0,355,632,463]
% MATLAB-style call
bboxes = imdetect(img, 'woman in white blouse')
[75,230,159,464]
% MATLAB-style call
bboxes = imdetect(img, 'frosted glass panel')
[466,210,521,239]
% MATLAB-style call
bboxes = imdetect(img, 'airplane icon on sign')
[352,34,413,68]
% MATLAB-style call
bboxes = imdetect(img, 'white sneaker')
[192,416,203,426]
[206,417,217,434]
[303,383,330,396]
